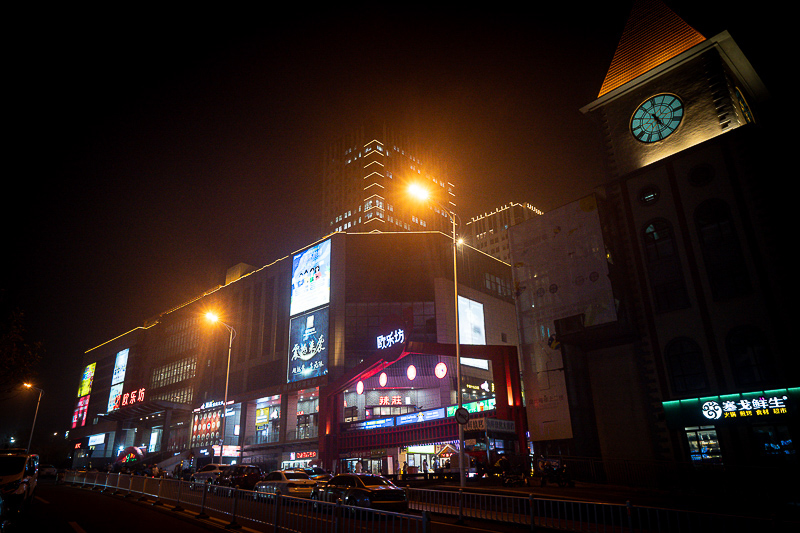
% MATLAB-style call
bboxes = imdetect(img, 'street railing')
[405,487,788,532]
[63,471,429,533]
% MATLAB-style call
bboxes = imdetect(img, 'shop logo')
[701,401,722,420]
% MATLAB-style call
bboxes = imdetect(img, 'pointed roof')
[598,0,706,97]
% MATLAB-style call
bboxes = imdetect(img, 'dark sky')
[2,3,780,452]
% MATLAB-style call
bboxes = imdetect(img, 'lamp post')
[408,184,467,488]
[23,383,43,454]
[205,312,236,466]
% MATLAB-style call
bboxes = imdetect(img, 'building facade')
[464,203,542,263]
[68,231,525,475]
[511,0,793,485]
[321,119,456,238]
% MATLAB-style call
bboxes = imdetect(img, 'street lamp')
[408,183,467,488]
[205,312,236,465]
[23,383,43,454]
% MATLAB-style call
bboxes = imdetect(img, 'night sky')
[2,3,781,455]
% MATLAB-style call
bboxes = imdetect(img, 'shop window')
[665,337,708,393]
[752,425,795,461]
[685,426,723,464]
[643,220,690,312]
[726,326,774,386]
[695,200,751,300]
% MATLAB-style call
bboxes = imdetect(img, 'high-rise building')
[465,202,542,263]
[321,119,455,237]
[511,0,789,489]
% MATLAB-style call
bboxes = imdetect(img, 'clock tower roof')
[598,0,706,97]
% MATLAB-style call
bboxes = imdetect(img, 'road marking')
[35,495,50,504]
[69,522,88,533]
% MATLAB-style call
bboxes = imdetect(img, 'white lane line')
[69,521,88,533]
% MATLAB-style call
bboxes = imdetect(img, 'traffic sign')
[454,407,470,425]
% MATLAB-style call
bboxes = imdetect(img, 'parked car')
[311,473,407,512]
[191,463,226,484]
[0,450,39,517]
[39,465,57,478]
[293,467,332,485]
[215,465,264,491]
[255,470,317,498]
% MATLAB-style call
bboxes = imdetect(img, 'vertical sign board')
[508,195,616,442]
[74,362,96,429]
[107,348,130,412]
[290,239,331,317]
[288,307,329,382]
[288,238,331,384]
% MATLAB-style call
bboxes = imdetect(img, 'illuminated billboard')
[72,395,90,428]
[77,363,96,397]
[107,383,123,412]
[112,349,129,385]
[287,307,329,383]
[290,239,331,317]
[458,296,489,370]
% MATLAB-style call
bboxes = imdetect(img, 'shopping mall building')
[68,231,525,474]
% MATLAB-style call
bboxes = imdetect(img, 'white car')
[255,470,317,498]
[191,464,226,484]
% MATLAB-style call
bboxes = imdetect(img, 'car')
[0,451,39,516]
[293,467,332,484]
[255,470,317,498]
[215,465,264,491]
[311,473,407,512]
[190,463,226,484]
[39,465,57,478]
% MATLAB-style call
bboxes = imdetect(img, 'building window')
[665,337,708,393]
[642,219,690,312]
[685,426,723,464]
[752,425,795,461]
[695,200,751,300]
[688,164,715,187]
[726,326,774,386]
[638,185,660,206]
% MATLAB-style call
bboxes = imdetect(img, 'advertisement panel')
[288,307,329,383]
[72,395,90,428]
[77,363,96,397]
[107,383,123,412]
[290,239,331,317]
[112,349,129,385]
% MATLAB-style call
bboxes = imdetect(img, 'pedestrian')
[355,460,363,473]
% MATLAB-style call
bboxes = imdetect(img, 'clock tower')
[580,0,768,177]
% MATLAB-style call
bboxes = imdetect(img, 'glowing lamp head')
[407,365,417,381]
[356,381,364,395]
[379,372,388,387]
[408,183,430,201]
[434,362,448,379]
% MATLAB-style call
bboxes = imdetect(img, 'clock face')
[630,94,683,143]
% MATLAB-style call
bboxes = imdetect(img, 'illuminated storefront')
[663,388,798,464]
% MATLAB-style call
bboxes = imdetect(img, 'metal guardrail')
[64,471,429,533]
[405,487,790,532]
[63,472,792,532]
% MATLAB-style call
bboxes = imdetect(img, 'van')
[0,450,39,516]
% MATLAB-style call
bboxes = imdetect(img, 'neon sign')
[377,328,405,350]
[663,388,798,427]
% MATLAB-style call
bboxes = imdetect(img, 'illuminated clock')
[630,94,684,143]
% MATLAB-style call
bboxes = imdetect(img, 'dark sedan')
[215,465,264,491]
[311,473,407,512]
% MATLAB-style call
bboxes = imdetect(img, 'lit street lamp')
[408,183,467,488]
[205,312,237,465]
[23,383,43,454]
